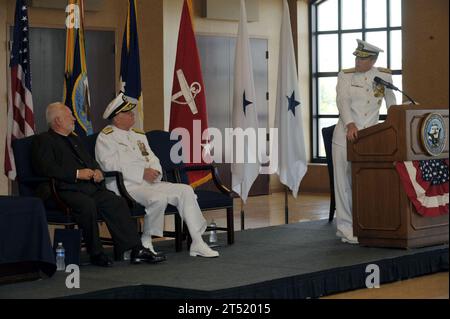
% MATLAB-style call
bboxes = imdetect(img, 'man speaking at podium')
[333,39,397,244]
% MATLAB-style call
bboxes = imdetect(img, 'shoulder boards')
[132,128,145,135]
[101,127,114,135]
[377,67,392,74]
[70,131,78,137]
[342,68,356,74]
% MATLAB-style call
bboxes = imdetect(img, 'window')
[310,0,402,161]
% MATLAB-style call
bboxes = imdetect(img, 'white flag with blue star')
[231,0,260,203]
[275,0,307,198]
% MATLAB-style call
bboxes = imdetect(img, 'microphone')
[374,76,399,91]
[373,76,418,105]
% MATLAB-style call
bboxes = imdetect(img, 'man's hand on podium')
[346,123,359,143]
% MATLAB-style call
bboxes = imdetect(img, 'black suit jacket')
[32,130,104,199]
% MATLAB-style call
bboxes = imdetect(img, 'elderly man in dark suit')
[32,102,165,267]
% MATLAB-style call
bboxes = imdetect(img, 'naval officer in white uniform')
[333,39,397,244]
[95,93,219,258]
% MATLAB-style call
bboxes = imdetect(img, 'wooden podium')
[348,105,449,248]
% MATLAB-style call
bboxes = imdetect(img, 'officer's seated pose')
[332,40,397,244]
[32,102,166,267]
[95,93,219,258]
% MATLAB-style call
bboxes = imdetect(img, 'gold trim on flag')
[189,172,213,189]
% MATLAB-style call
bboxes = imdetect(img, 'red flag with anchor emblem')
[169,0,211,188]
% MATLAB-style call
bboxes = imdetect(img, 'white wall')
[297,0,311,163]
[163,0,184,130]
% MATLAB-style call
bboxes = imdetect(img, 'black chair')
[321,125,336,222]
[12,136,77,227]
[12,135,121,260]
[81,133,184,252]
[147,130,234,249]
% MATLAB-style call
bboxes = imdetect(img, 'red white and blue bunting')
[395,159,449,217]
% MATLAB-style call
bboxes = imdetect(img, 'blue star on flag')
[243,91,253,116]
[287,91,300,116]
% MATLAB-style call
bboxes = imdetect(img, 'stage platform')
[0,220,448,299]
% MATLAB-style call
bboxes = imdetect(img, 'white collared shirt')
[95,125,163,192]
[333,67,397,146]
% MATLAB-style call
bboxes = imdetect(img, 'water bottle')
[123,249,131,261]
[56,242,66,271]
[209,220,218,244]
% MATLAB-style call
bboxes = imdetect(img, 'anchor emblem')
[171,69,201,115]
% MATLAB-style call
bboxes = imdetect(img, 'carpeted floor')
[0,220,448,299]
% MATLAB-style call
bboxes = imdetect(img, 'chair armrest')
[210,166,232,196]
[185,165,232,196]
[184,164,215,172]
[18,176,50,184]
[103,171,139,209]
[18,176,72,215]
[49,178,71,215]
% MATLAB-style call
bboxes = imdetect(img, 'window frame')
[309,0,402,163]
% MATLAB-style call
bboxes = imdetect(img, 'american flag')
[4,0,35,180]
[396,159,449,217]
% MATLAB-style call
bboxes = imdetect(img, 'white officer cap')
[353,39,384,58]
[103,92,138,120]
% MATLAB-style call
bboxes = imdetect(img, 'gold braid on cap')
[353,49,374,58]
[118,102,135,113]
[108,101,136,119]
[353,42,378,58]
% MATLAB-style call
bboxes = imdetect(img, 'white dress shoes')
[336,229,359,245]
[189,241,219,258]
[341,236,359,244]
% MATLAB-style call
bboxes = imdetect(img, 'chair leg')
[226,207,234,245]
[137,217,143,236]
[174,214,183,252]
[113,247,123,261]
[329,187,336,223]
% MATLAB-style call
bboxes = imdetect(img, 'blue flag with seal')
[63,0,93,136]
[120,0,143,128]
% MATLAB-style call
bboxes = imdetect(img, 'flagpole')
[284,186,289,224]
[240,199,245,230]
[240,194,245,230]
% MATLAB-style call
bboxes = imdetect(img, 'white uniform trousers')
[127,182,207,240]
[332,142,355,239]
